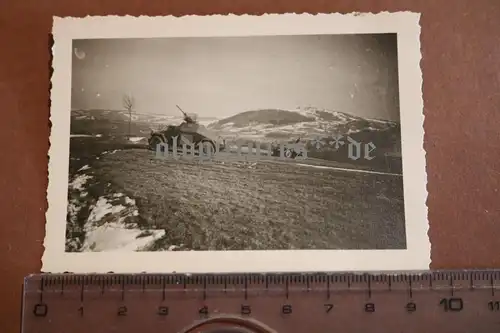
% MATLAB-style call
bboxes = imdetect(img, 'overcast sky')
[71,34,400,121]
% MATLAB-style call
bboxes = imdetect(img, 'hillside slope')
[66,148,406,252]
[208,107,398,141]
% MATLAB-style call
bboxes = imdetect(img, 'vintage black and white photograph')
[43,13,429,273]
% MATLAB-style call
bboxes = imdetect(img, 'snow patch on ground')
[295,163,402,176]
[129,136,145,143]
[66,168,173,252]
[101,149,121,155]
[78,165,90,172]
[81,222,165,252]
[217,120,349,141]
[70,134,103,138]
[69,174,93,191]
[70,134,93,138]
[87,197,127,223]
[77,192,167,252]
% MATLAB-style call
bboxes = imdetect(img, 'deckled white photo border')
[43,12,429,273]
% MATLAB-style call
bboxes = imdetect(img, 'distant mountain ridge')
[207,107,398,142]
[212,109,313,128]
[70,107,399,142]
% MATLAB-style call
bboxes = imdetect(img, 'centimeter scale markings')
[22,270,500,333]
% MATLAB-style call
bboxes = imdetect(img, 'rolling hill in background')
[208,106,398,141]
[71,107,399,140]
[208,107,402,173]
[70,109,217,138]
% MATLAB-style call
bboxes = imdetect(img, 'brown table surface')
[1,0,500,332]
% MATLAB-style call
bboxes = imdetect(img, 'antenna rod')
[176,105,185,115]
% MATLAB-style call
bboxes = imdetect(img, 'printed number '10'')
[439,298,463,312]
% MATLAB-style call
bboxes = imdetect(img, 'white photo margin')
[43,12,429,273]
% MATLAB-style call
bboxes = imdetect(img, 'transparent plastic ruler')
[21,270,500,333]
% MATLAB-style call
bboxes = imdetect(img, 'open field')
[65,136,406,252]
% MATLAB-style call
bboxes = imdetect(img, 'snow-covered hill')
[70,109,217,137]
[208,107,398,141]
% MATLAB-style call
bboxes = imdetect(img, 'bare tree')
[123,94,135,138]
